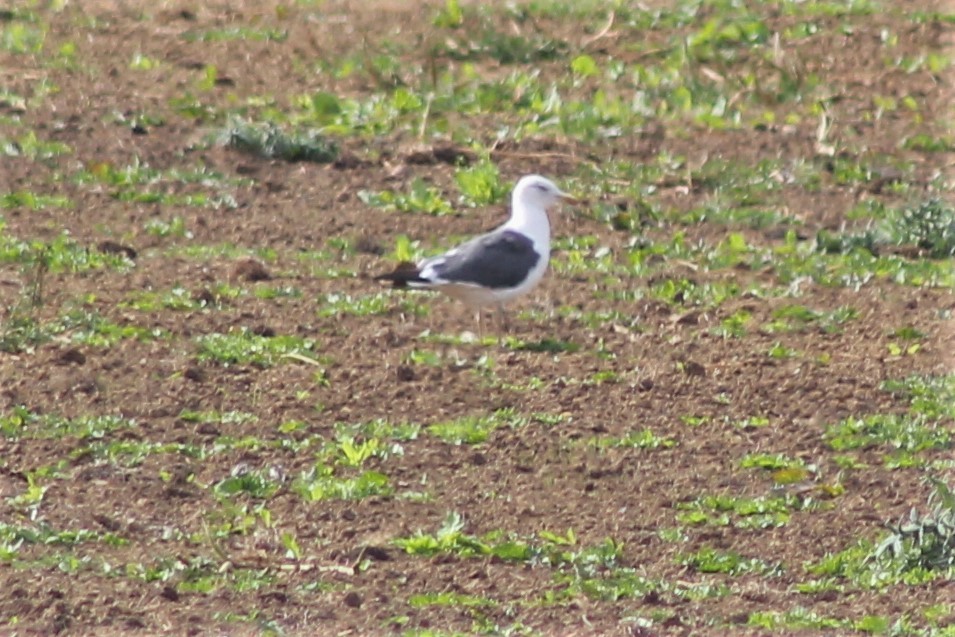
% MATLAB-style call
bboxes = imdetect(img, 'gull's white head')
[512,174,574,211]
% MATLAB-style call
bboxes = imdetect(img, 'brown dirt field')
[1,1,954,635]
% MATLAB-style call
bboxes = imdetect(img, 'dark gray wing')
[429,229,540,289]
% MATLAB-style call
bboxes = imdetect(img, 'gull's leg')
[475,309,483,341]
[497,303,509,335]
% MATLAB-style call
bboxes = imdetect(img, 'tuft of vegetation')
[886,199,955,258]
[196,329,319,368]
[215,117,339,163]
[871,477,955,573]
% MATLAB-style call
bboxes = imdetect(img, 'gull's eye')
[533,183,549,192]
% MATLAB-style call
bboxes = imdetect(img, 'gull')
[375,174,575,332]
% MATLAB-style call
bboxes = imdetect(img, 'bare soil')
[1,1,953,635]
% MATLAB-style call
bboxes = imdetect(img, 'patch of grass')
[318,291,428,318]
[1,21,45,54]
[144,216,190,238]
[58,310,167,346]
[504,336,580,354]
[886,199,955,258]
[816,198,955,260]
[0,229,133,273]
[78,439,205,468]
[179,409,257,425]
[739,452,807,472]
[0,191,71,209]
[0,408,135,440]
[334,418,421,442]
[359,178,455,216]
[408,591,495,609]
[675,493,806,529]
[882,375,955,420]
[394,512,499,558]
[426,409,523,445]
[196,329,318,367]
[330,433,404,467]
[0,522,125,562]
[395,515,652,601]
[747,607,849,631]
[3,130,71,160]
[871,477,955,573]
[181,26,288,43]
[435,19,568,64]
[215,117,338,163]
[454,159,507,206]
[214,469,281,500]
[589,429,677,450]
[724,416,770,431]
[824,413,951,466]
[762,304,859,334]
[292,465,391,502]
[678,546,782,576]
[712,309,752,338]
[805,537,938,589]
[123,286,220,312]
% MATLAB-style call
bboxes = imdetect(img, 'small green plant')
[1,21,45,54]
[747,607,848,631]
[292,465,391,501]
[590,429,677,450]
[182,26,288,43]
[712,309,751,338]
[359,178,454,216]
[886,198,955,258]
[882,374,955,420]
[679,546,781,576]
[3,131,71,160]
[426,410,522,445]
[824,413,950,461]
[214,469,280,499]
[0,407,137,440]
[144,216,190,238]
[196,329,318,367]
[675,492,804,529]
[433,0,464,28]
[0,190,71,209]
[394,511,489,557]
[455,160,506,206]
[871,477,955,572]
[318,291,427,318]
[215,117,338,163]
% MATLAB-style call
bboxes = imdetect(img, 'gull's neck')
[502,196,551,252]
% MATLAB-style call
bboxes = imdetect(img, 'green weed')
[0,191,71,209]
[747,607,848,631]
[318,291,428,318]
[3,130,71,160]
[679,546,782,576]
[871,477,955,573]
[1,21,45,54]
[359,178,454,216]
[196,329,318,367]
[426,410,523,445]
[589,429,677,450]
[0,408,135,440]
[824,413,951,466]
[182,27,287,43]
[214,469,281,499]
[215,117,338,163]
[292,465,391,501]
[675,492,805,529]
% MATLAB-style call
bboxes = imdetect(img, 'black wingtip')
[374,261,424,288]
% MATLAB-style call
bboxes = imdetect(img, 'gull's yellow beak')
[558,191,582,205]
